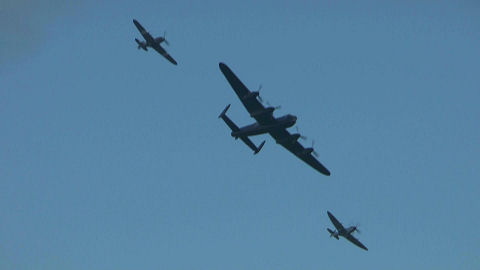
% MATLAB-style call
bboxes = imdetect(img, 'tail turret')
[219,104,266,155]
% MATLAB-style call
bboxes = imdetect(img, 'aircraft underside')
[232,122,290,138]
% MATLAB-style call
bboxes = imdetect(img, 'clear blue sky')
[1,1,479,269]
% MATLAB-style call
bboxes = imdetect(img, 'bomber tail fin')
[218,104,232,119]
[218,104,238,132]
[254,140,266,154]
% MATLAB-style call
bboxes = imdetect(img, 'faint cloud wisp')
[0,0,81,66]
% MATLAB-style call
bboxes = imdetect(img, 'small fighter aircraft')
[327,211,368,251]
[218,62,330,176]
[132,19,178,65]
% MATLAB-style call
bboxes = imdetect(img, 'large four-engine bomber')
[218,63,330,176]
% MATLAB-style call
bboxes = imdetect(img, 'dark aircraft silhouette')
[327,211,368,251]
[218,62,330,176]
[133,19,178,65]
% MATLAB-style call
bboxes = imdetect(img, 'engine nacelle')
[301,147,314,155]
[243,91,260,101]
[291,133,301,142]
[276,133,301,144]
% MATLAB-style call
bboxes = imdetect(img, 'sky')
[1,0,479,269]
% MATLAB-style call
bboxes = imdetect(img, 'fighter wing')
[269,128,331,176]
[133,19,155,44]
[327,211,345,231]
[345,234,368,251]
[219,63,276,125]
[152,44,178,65]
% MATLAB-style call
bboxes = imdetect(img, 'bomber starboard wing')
[270,128,330,175]
[219,63,275,125]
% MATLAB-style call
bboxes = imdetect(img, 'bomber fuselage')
[231,114,297,138]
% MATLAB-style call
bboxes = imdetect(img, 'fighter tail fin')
[135,38,147,51]
[327,228,339,239]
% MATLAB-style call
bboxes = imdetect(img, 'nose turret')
[278,114,297,128]
[290,115,297,125]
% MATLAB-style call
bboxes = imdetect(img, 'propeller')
[348,223,361,234]
[311,140,319,157]
[163,31,170,46]
[294,127,319,157]
[256,85,263,102]
[295,126,308,140]
[266,101,281,110]
[254,84,281,110]
[354,223,361,234]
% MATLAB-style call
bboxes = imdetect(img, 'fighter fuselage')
[332,226,357,238]
[137,36,165,49]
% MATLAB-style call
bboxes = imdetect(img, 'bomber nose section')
[287,115,297,128]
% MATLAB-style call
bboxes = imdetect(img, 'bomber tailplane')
[219,105,266,155]
[218,104,238,132]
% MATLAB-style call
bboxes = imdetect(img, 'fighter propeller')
[311,140,319,157]
[162,31,170,46]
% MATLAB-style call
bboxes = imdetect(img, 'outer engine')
[243,91,260,100]
[302,147,314,155]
